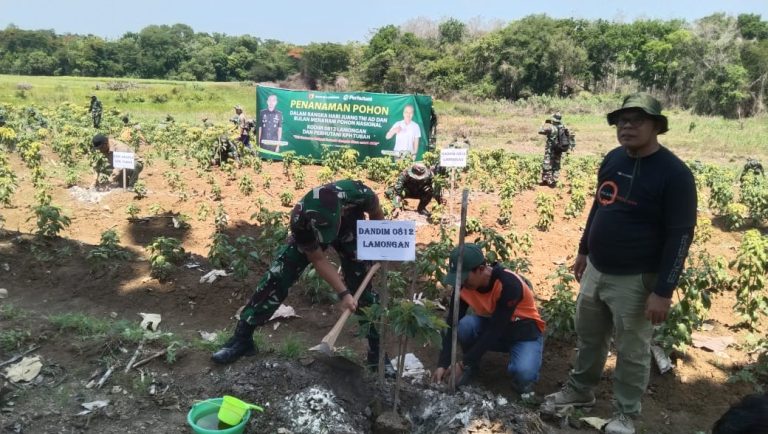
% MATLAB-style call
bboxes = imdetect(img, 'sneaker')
[417,208,431,218]
[544,384,596,409]
[211,336,256,364]
[604,413,635,434]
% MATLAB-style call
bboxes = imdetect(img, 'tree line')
[1,13,767,117]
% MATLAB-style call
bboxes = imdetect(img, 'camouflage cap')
[607,92,669,134]
[234,105,243,111]
[551,112,562,124]
[407,163,430,180]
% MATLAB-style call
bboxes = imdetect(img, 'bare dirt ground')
[0,147,763,433]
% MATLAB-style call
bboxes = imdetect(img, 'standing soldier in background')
[89,95,102,128]
[538,112,574,187]
[234,105,251,149]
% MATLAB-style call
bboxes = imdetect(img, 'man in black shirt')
[544,93,697,434]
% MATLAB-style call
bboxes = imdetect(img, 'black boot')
[211,320,257,364]
[367,338,397,379]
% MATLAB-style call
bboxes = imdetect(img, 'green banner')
[255,86,433,161]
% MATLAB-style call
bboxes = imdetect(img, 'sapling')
[279,190,294,207]
[126,203,140,220]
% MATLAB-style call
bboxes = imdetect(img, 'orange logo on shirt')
[597,181,618,205]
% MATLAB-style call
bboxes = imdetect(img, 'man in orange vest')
[432,243,546,394]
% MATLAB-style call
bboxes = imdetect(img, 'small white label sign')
[113,151,135,169]
[440,148,468,168]
[357,220,416,261]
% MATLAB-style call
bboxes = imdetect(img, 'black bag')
[555,126,573,152]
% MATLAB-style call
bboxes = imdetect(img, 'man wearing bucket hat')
[543,93,697,434]
[385,163,443,218]
[212,179,397,377]
[431,244,546,394]
[538,112,573,187]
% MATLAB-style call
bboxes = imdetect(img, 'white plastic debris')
[581,416,610,430]
[4,356,42,382]
[390,353,426,380]
[0,288,7,299]
[139,313,162,331]
[200,269,228,284]
[412,292,426,306]
[268,304,300,321]
[77,400,110,416]
[199,331,218,342]
[651,345,673,374]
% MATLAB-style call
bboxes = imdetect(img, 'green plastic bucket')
[187,398,250,434]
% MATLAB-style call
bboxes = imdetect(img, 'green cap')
[443,243,485,287]
[607,92,668,134]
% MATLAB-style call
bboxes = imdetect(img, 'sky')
[1,0,767,44]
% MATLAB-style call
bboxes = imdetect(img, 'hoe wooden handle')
[319,262,381,348]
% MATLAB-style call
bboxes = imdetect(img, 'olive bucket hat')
[443,243,486,287]
[607,92,669,134]
[407,163,430,180]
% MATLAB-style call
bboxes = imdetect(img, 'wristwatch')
[337,289,351,300]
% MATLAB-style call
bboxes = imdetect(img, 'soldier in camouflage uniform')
[538,112,570,187]
[385,163,443,217]
[212,180,396,376]
[89,95,102,128]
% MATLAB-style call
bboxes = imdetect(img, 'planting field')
[0,75,767,433]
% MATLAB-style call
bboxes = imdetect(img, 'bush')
[147,237,186,281]
[540,265,576,339]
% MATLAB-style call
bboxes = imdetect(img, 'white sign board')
[357,220,416,261]
[113,151,135,169]
[440,148,468,168]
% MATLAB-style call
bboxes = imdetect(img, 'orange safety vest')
[460,269,546,333]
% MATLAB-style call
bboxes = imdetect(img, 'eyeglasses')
[616,115,649,128]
